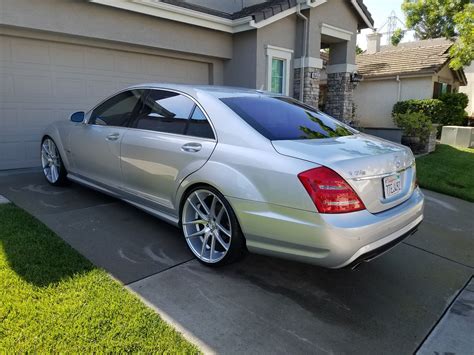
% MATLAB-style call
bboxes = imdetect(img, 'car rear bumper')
[227,187,424,268]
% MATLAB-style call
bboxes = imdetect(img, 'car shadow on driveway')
[0,170,194,285]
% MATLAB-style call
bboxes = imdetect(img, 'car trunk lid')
[272,134,416,213]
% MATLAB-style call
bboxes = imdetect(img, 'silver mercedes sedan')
[41,84,424,268]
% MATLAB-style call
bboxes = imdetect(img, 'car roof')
[126,83,281,99]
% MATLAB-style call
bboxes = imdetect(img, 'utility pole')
[378,10,406,45]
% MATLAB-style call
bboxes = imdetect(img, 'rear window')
[220,96,356,140]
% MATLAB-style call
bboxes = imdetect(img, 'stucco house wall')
[354,76,434,128]
[255,15,298,91]
[223,30,258,89]
[0,0,233,60]
[308,0,358,65]
[459,63,474,117]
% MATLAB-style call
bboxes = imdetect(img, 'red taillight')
[298,166,365,214]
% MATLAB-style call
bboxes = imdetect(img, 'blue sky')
[357,0,415,49]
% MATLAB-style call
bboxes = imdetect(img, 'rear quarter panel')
[176,142,319,213]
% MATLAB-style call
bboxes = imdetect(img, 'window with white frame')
[265,45,293,95]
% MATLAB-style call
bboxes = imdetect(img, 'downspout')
[396,75,401,101]
[296,3,308,101]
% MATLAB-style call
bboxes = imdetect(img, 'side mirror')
[70,111,85,123]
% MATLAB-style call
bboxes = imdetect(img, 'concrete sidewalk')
[0,169,472,354]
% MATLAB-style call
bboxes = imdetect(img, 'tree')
[356,45,364,55]
[449,3,474,70]
[402,0,473,68]
[391,28,405,46]
[402,0,469,39]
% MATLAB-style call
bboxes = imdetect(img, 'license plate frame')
[383,174,402,198]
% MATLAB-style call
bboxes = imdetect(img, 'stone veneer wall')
[325,72,353,123]
[293,67,320,108]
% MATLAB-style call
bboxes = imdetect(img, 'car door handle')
[181,142,202,152]
[106,133,120,141]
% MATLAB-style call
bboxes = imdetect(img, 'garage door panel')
[21,108,56,129]
[11,38,50,65]
[84,47,116,70]
[1,34,212,169]
[54,77,87,99]
[14,75,53,97]
[0,108,18,131]
[51,44,86,68]
[0,36,12,61]
[115,53,145,74]
[0,74,14,97]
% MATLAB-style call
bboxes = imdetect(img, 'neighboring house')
[459,63,474,119]
[0,0,373,170]
[353,36,467,129]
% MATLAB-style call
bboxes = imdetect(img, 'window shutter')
[432,82,441,98]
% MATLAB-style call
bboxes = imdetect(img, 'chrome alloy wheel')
[182,189,232,263]
[41,138,61,184]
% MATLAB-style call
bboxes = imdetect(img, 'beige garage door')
[0,35,210,170]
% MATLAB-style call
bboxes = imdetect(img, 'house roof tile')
[356,38,454,78]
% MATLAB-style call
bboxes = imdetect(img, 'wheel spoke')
[187,198,208,221]
[51,164,58,182]
[209,195,217,218]
[201,233,210,257]
[194,191,210,215]
[49,140,56,158]
[214,231,229,251]
[41,149,49,161]
[216,205,224,223]
[186,229,206,238]
[42,143,51,157]
[209,234,216,261]
[216,222,231,237]
[182,219,207,226]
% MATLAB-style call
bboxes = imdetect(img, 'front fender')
[42,121,73,171]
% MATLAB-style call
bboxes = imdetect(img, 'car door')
[68,89,144,189]
[120,89,217,213]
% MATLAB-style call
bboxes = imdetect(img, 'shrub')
[392,93,469,126]
[439,92,469,126]
[392,99,445,121]
[393,111,433,143]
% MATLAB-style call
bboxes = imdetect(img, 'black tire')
[41,136,69,186]
[180,185,247,267]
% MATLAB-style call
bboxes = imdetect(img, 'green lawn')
[416,144,474,202]
[0,203,198,353]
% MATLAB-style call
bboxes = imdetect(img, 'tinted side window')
[220,96,355,140]
[90,90,142,127]
[135,90,194,135]
[186,106,214,139]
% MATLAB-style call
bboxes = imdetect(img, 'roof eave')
[90,0,374,33]
[359,71,436,80]
[350,0,374,29]
[89,0,254,33]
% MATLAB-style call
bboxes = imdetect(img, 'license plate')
[383,174,402,198]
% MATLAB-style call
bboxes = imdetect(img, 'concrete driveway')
[0,169,473,354]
